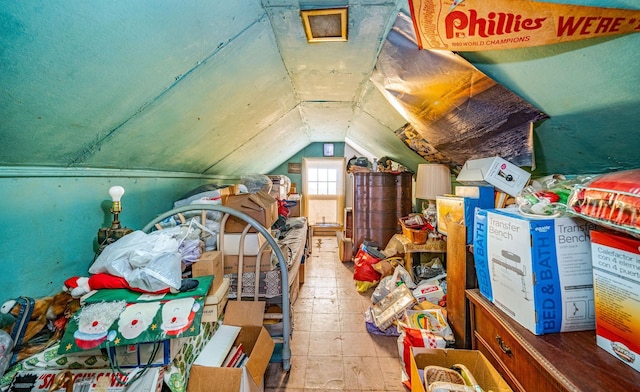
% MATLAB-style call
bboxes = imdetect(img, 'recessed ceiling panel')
[301,7,348,43]
[267,5,395,102]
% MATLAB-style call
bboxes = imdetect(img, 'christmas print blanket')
[57,276,211,355]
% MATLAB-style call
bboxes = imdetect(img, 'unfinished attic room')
[2,0,640,391]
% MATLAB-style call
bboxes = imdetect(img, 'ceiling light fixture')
[301,7,348,43]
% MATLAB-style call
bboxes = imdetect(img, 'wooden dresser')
[351,172,412,257]
[466,289,640,391]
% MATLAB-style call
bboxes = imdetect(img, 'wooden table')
[389,233,446,281]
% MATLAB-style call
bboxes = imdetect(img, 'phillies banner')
[409,0,640,50]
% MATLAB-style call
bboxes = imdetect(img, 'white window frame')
[302,157,346,226]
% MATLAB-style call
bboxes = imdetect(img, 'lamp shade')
[415,163,451,200]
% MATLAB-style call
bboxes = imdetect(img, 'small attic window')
[301,7,348,43]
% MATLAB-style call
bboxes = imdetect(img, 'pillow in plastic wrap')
[567,168,640,238]
[241,174,272,193]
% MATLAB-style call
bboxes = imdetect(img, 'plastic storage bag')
[371,265,415,304]
[89,230,182,292]
[0,330,13,377]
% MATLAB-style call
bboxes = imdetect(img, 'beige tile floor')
[264,236,406,392]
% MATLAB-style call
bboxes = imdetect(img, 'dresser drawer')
[472,303,553,391]
[474,332,524,392]
[467,290,583,392]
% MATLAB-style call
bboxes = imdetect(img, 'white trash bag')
[89,230,182,293]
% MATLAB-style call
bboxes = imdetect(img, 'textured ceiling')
[1,0,639,176]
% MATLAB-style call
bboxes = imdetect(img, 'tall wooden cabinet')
[351,172,413,258]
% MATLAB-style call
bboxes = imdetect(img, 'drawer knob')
[496,335,512,356]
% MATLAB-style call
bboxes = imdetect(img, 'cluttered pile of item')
[349,230,452,389]
[348,156,640,390]
[0,217,217,392]
[0,174,303,392]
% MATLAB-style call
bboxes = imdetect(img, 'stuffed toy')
[63,273,199,298]
[0,291,78,362]
[1,296,53,345]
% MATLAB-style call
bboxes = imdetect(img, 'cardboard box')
[287,200,300,217]
[8,368,164,392]
[454,185,495,242]
[409,348,512,392]
[222,233,269,256]
[336,230,353,262]
[224,249,274,274]
[590,230,640,372]
[456,156,530,197]
[436,191,493,242]
[192,250,223,295]
[201,277,231,323]
[188,301,275,392]
[222,191,278,233]
[454,184,495,201]
[473,208,597,335]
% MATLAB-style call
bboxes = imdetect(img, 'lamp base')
[97,227,133,254]
[422,201,437,227]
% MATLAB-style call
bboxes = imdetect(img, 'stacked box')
[474,208,597,335]
[189,302,275,392]
[456,156,530,197]
[221,191,278,233]
[191,250,223,295]
[437,185,493,243]
[590,230,640,373]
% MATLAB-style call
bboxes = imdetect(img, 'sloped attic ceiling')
[1,0,639,176]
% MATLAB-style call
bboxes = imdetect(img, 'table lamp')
[97,185,133,253]
[414,163,452,231]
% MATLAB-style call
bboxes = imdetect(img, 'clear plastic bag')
[240,174,272,193]
[89,230,182,292]
[371,265,415,304]
[0,329,13,376]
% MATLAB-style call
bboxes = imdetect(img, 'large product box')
[222,191,278,233]
[473,208,597,335]
[409,348,512,392]
[8,368,164,392]
[436,185,494,243]
[590,230,640,373]
[456,156,530,197]
[188,301,275,392]
[191,250,224,295]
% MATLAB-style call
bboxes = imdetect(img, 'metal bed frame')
[142,204,292,371]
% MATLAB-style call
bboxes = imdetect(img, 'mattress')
[226,217,307,299]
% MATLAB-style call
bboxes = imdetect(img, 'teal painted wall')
[269,142,346,192]
[0,167,235,301]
